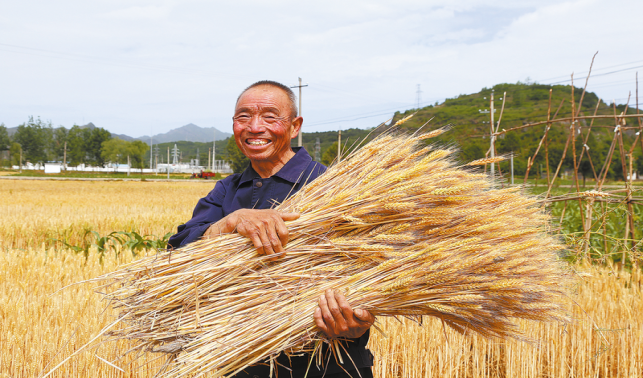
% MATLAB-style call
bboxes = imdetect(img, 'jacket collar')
[238,147,312,185]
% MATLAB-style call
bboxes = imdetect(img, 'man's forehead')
[238,85,289,103]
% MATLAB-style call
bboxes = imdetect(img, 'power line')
[0,42,242,79]
[536,58,643,82]
[542,65,643,85]
[304,98,443,128]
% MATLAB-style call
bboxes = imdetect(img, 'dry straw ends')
[98,129,570,377]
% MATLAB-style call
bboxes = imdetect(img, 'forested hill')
[387,83,642,181]
[161,83,643,177]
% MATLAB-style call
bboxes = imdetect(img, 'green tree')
[67,126,89,165]
[497,132,521,154]
[635,149,643,177]
[128,140,149,169]
[52,127,69,163]
[13,117,50,163]
[0,124,10,150]
[87,127,112,165]
[460,141,484,163]
[321,142,338,166]
[10,142,22,166]
[101,138,129,164]
[226,137,249,173]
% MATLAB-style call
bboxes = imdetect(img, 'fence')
[483,58,642,265]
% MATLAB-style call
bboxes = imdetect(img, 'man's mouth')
[246,139,270,146]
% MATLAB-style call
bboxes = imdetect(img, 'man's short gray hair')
[237,80,298,118]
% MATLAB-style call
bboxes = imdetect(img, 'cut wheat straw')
[96,128,569,377]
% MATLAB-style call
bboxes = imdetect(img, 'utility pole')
[314,138,321,162]
[290,78,308,147]
[216,128,217,172]
[150,135,153,169]
[416,84,422,109]
[19,147,22,173]
[337,130,342,163]
[63,141,67,171]
[127,155,130,176]
[154,145,159,171]
[511,154,514,185]
[167,147,170,179]
[172,144,180,165]
[208,148,211,171]
[490,91,496,178]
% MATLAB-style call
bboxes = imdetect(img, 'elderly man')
[168,81,375,378]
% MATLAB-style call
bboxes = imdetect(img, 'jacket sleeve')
[168,180,227,249]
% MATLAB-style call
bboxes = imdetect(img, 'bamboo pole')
[494,92,507,134]
[638,72,643,159]
[495,114,642,136]
[575,100,601,182]
[601,201,608,255]
[586,149,599,183]
[570,75,587,230]
[629,73,643,157]
[337,130,342,163]
[559,200,568,225]
[627,155,636,251]
[545,122,575,198]
[614,100,629,184]
[493,93,507,184]
[583,198,593,256]
[575,52,598,118]
[544,196,643,204]
[596,130,618,191]
[526,98,565,184]
[545,90,553,185]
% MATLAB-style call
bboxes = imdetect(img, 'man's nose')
[247,115,266,133]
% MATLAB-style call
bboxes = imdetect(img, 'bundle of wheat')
[97,128,569,377]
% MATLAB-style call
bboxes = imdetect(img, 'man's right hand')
[203,209,300,259]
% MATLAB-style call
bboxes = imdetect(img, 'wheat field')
[1,179,642,377]
[0,180,212,249]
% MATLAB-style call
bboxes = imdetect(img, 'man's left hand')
[314,289,374,339]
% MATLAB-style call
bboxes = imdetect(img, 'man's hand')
[314,289,375,339]
[204,209,299,259]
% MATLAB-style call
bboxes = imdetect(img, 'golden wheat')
[0,179,641,377]
[94,131,570,377]
[1,249,640,377]
[0,180,213,249]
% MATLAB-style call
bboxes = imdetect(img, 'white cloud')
[0,0,640,135]
[104,3,173,20]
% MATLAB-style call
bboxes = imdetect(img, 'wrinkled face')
[233,85,301,165]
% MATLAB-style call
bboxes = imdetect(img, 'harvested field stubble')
[1,250,641,377]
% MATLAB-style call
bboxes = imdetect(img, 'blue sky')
[1,0,641,137]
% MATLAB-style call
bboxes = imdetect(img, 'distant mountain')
[79,122,135,141]
[136,123,231,144]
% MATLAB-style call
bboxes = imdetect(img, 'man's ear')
[290,116,303,139]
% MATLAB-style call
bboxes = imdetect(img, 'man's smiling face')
[233,85,301,168]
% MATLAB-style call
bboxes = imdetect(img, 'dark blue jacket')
[168,147,373,377]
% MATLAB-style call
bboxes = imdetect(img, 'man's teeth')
[248,140,269,145]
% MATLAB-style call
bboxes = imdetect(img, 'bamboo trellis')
[483,57,642,267]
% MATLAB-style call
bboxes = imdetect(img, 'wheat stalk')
[96,127,569,377]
